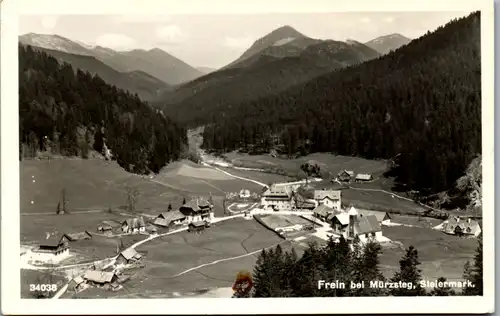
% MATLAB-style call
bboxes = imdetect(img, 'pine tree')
[356,239,386,296]
[463,234,483,295]
[390,246,426,296]
[167,203,172,212]
[429,277,455,296]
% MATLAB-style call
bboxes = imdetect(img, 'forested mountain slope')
[202,12,481,194]
[157,39,380,124]
[19,45,187,174]
[24,45,169,101]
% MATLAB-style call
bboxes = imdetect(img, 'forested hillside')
[157,40,380,125]
[19,44,187,174]
[202,12,481,194]
[26,46,169,101]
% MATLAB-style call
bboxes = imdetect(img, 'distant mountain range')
[19,29,411,105]
[19,33,204,86]
[156,25,382,123]
[23,45,169,101]
[364,33,412,55]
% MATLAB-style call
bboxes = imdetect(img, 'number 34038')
[29,284,58,292]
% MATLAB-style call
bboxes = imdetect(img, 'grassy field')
[258,214,312,230]
[223,152,388,179]
[380,226,478,282]
[68,218,289,297]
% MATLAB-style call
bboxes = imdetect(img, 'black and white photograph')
[1,0,495,314]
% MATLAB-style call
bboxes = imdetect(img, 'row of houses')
[336,170,373,183]
[153,197,215,230]
[260,185,341,212]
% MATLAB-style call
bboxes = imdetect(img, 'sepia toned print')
[1,0,494,314]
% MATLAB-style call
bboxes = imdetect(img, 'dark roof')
[123,217,146,229]
[181,197,212,212]
[63,231,92,241]
[102,220,121,228]
[313,204,335,217]
[357,209,391,222]
[83,271,116,283]
[443,217,481,234]
[354,215,381,234]
[119,248,139,260]
[40,235,64,247]
[158,211,186,222]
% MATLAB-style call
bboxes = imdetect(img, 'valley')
[17,11,484,301]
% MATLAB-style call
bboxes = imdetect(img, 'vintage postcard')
[1,0,495,314]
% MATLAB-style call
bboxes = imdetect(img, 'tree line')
[244,234,483,297]
[201,12,481,195]
[19,44,187,174]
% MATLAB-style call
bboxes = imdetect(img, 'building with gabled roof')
[313,189,341,211]
[83,270,117,285]
[179,197,214,224]
[68,276,86,291]
[337,170,354,182]
[332,207,383,243]
[313,204,337,221]
[260,184,293,211]
[154,211,186,227]
[188,221,206,232]
[116,247,143,265]
[441,217,482,237]
[30,235,70,263]
[356,209,392,224]
[61,231,92,242]
[355,173,373,182]
[294,193,317,210]
[121,217,146,234]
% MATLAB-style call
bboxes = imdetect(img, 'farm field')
[216,167,292,185]
[223,152,388,178]
[69,218,290,297]
[380,226,477,282]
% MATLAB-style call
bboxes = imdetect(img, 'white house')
[331,207,382,243]
[440,217,482,237]
[260,184,293,211]
[313,189,341,211]
[30,235,70,263]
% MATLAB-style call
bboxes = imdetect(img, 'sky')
[19,12,469,69]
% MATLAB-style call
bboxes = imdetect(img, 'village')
[22,165,482,298]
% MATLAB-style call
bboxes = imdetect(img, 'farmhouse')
[31,235,70,262]
[116,248,142,265]
[441,217,482,237]
[337,170,354,182]
[313,189,341,211]
[188,221,206,232]
[332,207,383,243]
[68,276,86,291]
[97,225,113,233]
[356,209,392,224]
[260,184,293,211]
[83,270,117,285]
[313,204,337,222]
[179,197,214,223]
[102,220,121,229]
[355,173,373,182]
[121,217,146,234]
[61,231,92,242]
[153,211,186,227]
